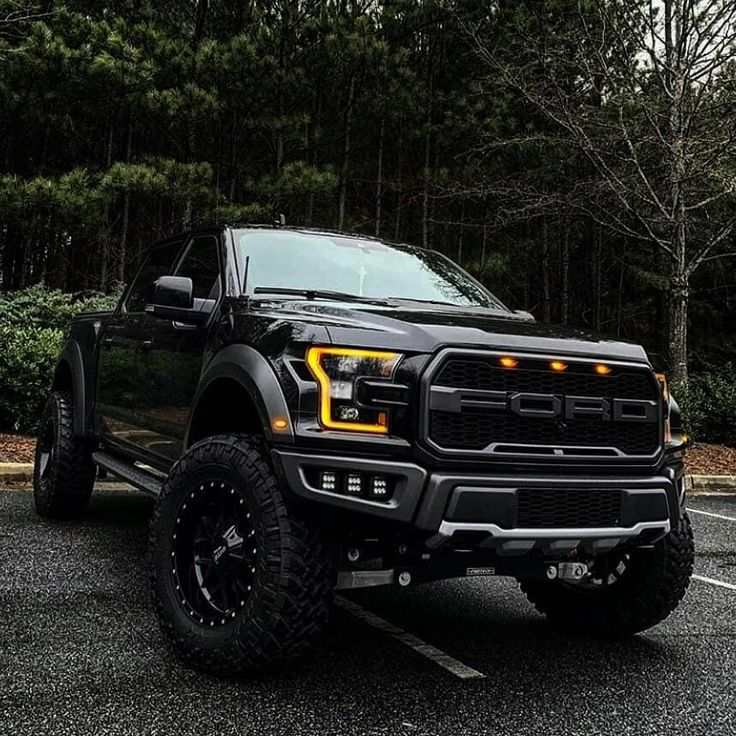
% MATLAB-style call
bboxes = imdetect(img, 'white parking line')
[688,508,736,523]
[334,595,486,680]
[693,574,736,592]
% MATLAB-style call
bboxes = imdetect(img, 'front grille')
[425,352,662,458]
[516,488,622,528]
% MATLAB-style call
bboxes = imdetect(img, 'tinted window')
[125,240,184,312]
[175,235,221,300]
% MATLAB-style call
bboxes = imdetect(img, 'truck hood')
[251,299,651,364]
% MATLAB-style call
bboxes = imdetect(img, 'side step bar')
[93,451,163,497]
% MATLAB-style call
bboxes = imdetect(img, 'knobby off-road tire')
[149,435,335,674]
[519,513,694,637]
[33,391,96,518]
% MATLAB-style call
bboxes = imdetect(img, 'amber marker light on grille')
[499,356,519,369]
[594,363,612,375]
[549,360,568,372]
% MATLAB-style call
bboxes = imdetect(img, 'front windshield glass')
[233,229,508,310]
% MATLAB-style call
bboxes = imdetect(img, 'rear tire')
[33,391,96,518]
[149,435,335,674]
[519,513,694,637]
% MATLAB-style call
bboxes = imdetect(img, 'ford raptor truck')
[33,225,694,673]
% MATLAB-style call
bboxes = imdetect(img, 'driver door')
[96,233,223,467]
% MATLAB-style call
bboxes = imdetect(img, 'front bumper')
[272,449,684,552]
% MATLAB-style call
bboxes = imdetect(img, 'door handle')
[141,339,153,351]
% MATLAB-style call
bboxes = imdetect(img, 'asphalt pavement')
[0,486,734,736]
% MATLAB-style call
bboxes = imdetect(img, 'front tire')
[33,391,96,518]
[149,435,335,674]
[519,513,694,637]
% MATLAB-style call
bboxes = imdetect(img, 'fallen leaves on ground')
[0,433,36,463]
[685,443,736,475]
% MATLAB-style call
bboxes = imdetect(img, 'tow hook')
[547,562,588,582]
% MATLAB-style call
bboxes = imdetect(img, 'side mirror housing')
[146,276,209,326]
[150,275,193,309]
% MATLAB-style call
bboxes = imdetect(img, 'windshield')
[233,229,508,310]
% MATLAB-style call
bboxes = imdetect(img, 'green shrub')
[0,284,119,330]
[0,286,120,434]
[671,365,736,445]
[0,326,63,434]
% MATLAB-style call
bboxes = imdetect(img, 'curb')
[0,463,34,482]
[686,475,736,494]
[1,463,736,494]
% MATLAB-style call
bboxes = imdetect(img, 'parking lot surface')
[0,487,734,736]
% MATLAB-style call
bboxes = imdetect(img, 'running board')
[92,451,163,497]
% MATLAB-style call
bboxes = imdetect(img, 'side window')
[175,235,221,300]
[125,240,184,313]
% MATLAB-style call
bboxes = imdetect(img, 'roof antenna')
[274,213,286,227]
[242,255,251,302]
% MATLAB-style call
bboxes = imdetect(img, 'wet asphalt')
[0,487,734,736]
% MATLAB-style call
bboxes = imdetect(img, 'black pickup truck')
[34,225,694,673]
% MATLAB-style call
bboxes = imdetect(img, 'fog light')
[371,476,388,497]
[346,474,363,495]
[320,471,337,491]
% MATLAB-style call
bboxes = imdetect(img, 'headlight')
[306,347,402,434]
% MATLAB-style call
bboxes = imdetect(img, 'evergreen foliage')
[0,0,734,377]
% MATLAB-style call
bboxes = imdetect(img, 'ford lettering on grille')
[429,389,658,423]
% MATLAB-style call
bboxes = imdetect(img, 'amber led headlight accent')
[306,347,402,434]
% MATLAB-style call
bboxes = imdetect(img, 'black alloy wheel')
[172,480,257,627]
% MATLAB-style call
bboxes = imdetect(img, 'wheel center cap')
[213,544,227,564]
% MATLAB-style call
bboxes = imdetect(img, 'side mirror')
[146,276,209,326]
[150,275,193,309]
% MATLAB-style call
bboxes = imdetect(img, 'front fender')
[185,344,294,447]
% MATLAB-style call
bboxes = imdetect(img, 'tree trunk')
[421,70,433,248]
[594,226,602,331]
[481,219,488,266]
[616,243,626,336]
[394,122,403,240]
[100,120,114,291]
[337,73,355,230]
[374,116,385,236]
[542,217,551,322]
[118,118,133,285]
[560,222,569,324]
[665,0,688,384]
[668,276,688,383]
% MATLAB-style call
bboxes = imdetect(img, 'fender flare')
[54,340,88,437]
[185,344,295,448]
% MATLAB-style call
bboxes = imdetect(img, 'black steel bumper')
[272,449,685,552]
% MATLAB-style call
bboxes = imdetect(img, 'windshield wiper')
[388,296,511,313]
[252,286,393,305]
